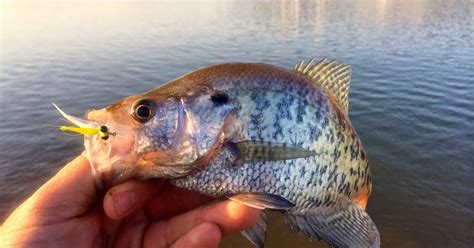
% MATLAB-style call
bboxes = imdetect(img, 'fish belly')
[172,154,337,212]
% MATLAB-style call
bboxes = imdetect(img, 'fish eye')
[132,98,156,123]
[210,91,229,106]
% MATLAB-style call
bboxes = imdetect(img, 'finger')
[143,200,260,247]
[103,179,165,220]
[110,210,149,248]
[5,155,96,226]
[3,155,94,227]
[145,181,213,220]
[170,222,221,248]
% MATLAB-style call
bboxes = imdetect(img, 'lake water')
[1,1,473,247]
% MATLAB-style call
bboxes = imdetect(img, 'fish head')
[82,85,235,187]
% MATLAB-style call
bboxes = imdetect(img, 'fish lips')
[84,108,138,189]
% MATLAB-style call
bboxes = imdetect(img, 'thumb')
[5,154,97,227]
[36,154,97,218]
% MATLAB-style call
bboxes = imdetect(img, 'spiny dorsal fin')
[293,58,351,112]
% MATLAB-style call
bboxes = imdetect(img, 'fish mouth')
[54,103,131,189]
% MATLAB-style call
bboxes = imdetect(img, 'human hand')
[0,154,260,247]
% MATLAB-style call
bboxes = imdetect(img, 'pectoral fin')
[229,192,295,210]
[284,200,380,248]
[229,141,317,165]
[241,211,268,248]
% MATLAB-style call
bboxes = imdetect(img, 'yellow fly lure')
[59,125,111,140]
[53,103,112,140]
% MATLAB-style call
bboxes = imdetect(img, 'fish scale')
[170,63,376,247]
[171,87,357,211]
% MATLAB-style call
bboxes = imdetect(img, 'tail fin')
[284,200,380,248]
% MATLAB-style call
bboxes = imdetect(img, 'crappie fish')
[55,59,380,247]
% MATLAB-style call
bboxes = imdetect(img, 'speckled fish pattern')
[172,63,371,213]
[170,63,378,247]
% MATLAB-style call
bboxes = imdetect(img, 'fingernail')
[113,191,136,217]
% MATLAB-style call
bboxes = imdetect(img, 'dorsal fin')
[292,58,351,112]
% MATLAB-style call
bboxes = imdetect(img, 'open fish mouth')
[54,103,136,189]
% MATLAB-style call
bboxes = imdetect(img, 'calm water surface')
[1,1,473,247]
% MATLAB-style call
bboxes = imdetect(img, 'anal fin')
[284,201,380,248]
[241,211,267,248]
